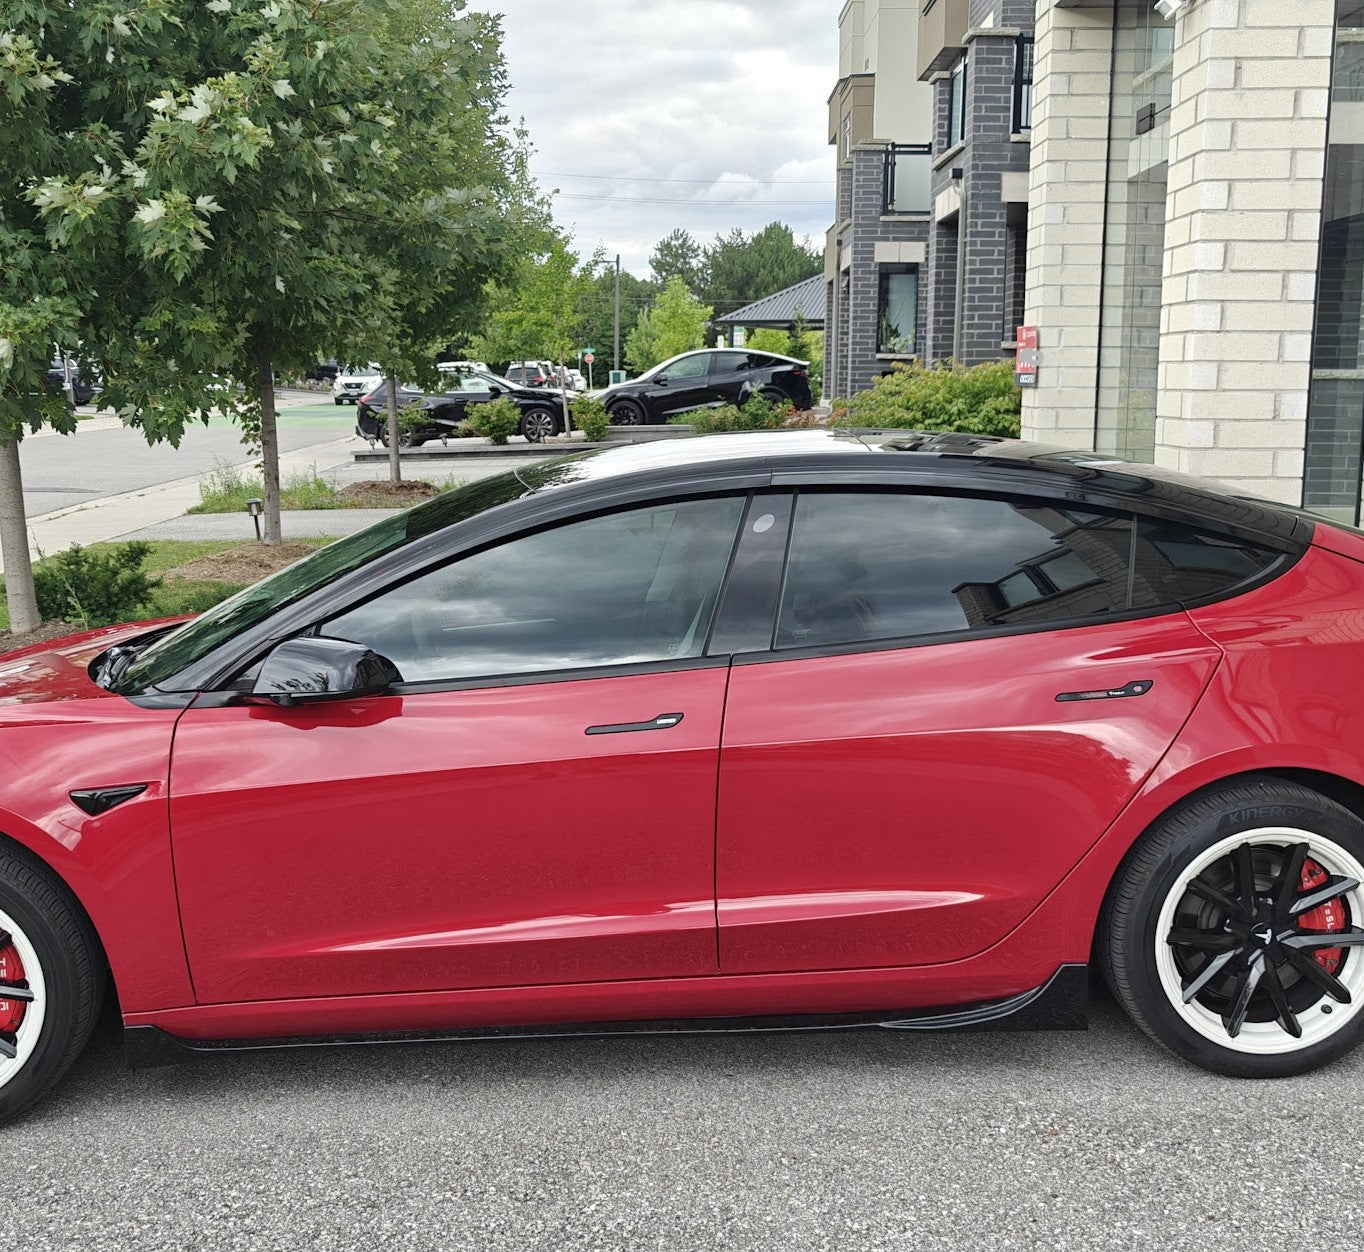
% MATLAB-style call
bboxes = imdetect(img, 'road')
[19,399,358,519]
[4,992,1362,1250]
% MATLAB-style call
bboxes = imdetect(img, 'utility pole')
[613,254,621,374]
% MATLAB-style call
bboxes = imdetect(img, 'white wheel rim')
[1155,826,1364,1055]
[0,905,45,1090]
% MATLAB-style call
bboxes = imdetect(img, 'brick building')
[1023,0,1361,521]
[824,0,1036,399]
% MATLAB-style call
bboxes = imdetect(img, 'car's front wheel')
[608,399,646,426]
[1105,777,1364,1077]
[0,848,102,1123]
[520,407,559,443]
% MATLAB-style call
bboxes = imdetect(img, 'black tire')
[609,399,646,426]
[0,847,103,1123]
[334,398,344,406]
[758,387,787,406]
[1103,775,1364,1077]
[520,407,559,443]
[377,426,415,449]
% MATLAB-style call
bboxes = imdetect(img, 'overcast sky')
[467,0,838,278]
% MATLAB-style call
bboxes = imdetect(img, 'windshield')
[114,471,535,693]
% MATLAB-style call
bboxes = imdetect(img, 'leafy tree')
[625,276,712,373]
[702,222,822,320]
[649,228,703,295]
[576,265,655,382]
[473,237,594,424]
[16,0,525,564]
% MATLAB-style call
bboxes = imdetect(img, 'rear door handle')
[585,712,685,736]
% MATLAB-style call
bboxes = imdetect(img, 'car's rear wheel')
[759,387,787,407]
[1104,777,1364,1077]
[520,407,559,443]
[0,849,102,1123]
[609,399,646,426]
[377,426,416,449]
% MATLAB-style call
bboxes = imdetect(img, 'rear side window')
[1131,518,1279,608]
[775,492,1133,649]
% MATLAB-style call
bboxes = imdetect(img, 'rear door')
[716,489,1225,973]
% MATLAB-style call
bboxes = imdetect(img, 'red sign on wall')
[1015,325,1039,388]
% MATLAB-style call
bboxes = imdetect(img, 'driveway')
[5,992,1360,1250]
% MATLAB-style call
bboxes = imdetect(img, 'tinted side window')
[709,352,749,373]
[1131,519,1278,607]
[775,492,1133,649]
[662,356,709,380]
[324,497,745,683]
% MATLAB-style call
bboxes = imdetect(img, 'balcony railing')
[883,144,932,215]
[1013,36,1034,134]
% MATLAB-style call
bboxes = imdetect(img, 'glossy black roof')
[513,430,1313,550]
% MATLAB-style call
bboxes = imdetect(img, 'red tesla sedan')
[2,429,1363,1119]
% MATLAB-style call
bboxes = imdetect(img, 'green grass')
[0,538,332,632]
[189,462,342,513]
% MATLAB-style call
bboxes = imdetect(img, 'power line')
[554,192,830,207]
[535,169,833,187]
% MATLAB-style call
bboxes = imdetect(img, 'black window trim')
[728,483,1304,669]
[211,484,764,697]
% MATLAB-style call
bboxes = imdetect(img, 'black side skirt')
[123,964,1088,1070]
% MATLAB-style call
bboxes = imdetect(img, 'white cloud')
[469,0,838,277]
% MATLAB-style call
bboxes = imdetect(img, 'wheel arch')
[1087,764,1364,962]
[0,829,112,1002]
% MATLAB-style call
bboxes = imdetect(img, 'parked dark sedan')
[601,349,813,425]
[356,373,565,445]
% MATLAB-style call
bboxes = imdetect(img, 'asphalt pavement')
[4,991,1361,1250]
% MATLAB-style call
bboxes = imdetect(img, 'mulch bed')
[0,620,82,657]
[162,542,323,585]
[334,479,439,507]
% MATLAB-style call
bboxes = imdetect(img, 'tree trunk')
[386,372,402,484]
[251,327,283,546]
[0,436,40,635]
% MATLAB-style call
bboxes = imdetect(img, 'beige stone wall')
[1155,0,1334,502]
[1020,0,1114,448]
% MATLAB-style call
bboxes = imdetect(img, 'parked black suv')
[600,349,813,425]
[356,373,565,445]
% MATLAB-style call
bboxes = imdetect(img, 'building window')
[1305,4,1364,522]
[1095,1,1175,463]
[883,144,932,214]
[948,57,967,148]
[878,269,918,356]
[1013,37,1034,133]
[842,112,852,160]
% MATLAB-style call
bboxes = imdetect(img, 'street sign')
[584,352,595,365]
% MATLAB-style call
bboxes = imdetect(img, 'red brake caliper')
[0,943,25,1035]
[1300,857,1347,974]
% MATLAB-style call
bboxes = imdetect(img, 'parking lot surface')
[4,992,1361,1250]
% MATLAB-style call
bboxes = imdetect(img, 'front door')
[170,494,747,1005]
[648,354,713,418]
[716,490,1225,973]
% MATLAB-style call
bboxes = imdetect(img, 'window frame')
[728,485,1298,669]
[947,56,968,149]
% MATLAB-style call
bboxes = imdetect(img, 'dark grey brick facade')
[924,0,1034,366]
[825,142,930,401]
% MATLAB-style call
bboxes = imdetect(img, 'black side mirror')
[488,384,504,396]
[251,636,402,706]
[654,375,669,386]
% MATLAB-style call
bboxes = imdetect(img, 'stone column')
[1020,0,1113,447]
[1155,0,1333,502]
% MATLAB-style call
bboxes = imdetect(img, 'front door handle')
[585,712,685,736]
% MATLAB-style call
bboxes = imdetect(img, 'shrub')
[832,360,1021,438]
[679,392,785,435]
[571,395,611,443]
[32,542,161,628]
[466,396,523,445]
